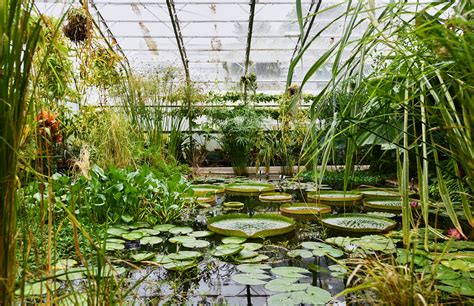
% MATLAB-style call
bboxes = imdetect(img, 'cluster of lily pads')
[231,264,333,305]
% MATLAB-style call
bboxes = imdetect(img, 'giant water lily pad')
[191,184,225,196]
[307,191,362,206]
[364,199,404,211]
[259,192,293,203]
[223,201,245,208]
[280,203,331,215]
[197,196,216,204]
[322,213,397,233]
[225,182,275,194]
[357,188,401,199]
[207,213,295,238]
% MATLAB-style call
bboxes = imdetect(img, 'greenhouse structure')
[1,0,473,304]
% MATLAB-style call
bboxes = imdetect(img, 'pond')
[23,177,413,305]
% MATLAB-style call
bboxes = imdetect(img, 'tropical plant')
[293,0,473,245]
[0,1,43,302]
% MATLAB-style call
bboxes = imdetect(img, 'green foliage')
[18,165,192,225]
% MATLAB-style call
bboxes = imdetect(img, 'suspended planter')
[259,192,292,203]
[280,203,331,216]
[225,182,275,195]
[207,213,295,238]
[322,213,397,233]
[190,184,225,196]
[307,191,362,206]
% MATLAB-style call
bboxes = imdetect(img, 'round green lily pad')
[140,228,161,236]
[225,182,275,194]
[15,281,58,296]
[231,273,270,285]
[169,236,196,244]
[153,224,176,231]
[182,239,210,249]
[207,213,295,238]
[191,184,225,196]
[265,278,309,292]
[364,199,406,211]
[210,244,244,257]
[163,260,197,272]
[140,236,163,245]
[197,196,216,204]
[259,192,293,203]
[56,268,86,281]
[107,227,127,237]
[322,213,397,233]
[222,236,247,244]
[287,249,314,258]
[357,188,400,199]
[367,211,397,218]
[121,231,145,241]
[307,191,363,206]
[242,242,263,251]
[153,254,173,264]
[168,251,202,261]
[270,266,310,278]
[188,230,214,238]
[223,201,245,208]
[237,263,272,274]
[169,226,193,235]
[280,203,331,215]
[131,252,155,262]
[106,242,125,251]
[236,254,269,263]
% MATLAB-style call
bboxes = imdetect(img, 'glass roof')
[37,1,366,93]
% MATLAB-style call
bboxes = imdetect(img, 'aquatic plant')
[322,213,397,233]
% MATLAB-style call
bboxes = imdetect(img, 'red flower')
[35,110,62,144]
[410,201,418,208]
[447,228,463,240]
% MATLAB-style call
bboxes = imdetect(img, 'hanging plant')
[63,7,91,43]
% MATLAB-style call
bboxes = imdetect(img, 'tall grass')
[0,0,42,302]
[293,0,473,244]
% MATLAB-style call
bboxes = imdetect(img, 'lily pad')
[237,263,272,274]
[225,182,275,194]
[259,192,293,203]
[223,201,245,208]
[210,244,244,257]
[364,199,404,211]
[163,260,197,272]
[307,191,362,206]
[242,242,263,251]
[140,236,163,245]
[237,254,269,263]
[188,230,214,238]
[182,239,210,249]
[231,273,270,285]
[265,278,309,292]
[207,213,295,238]
[106,242,125,251]
[131,252,155,262]
[153,254,173,264]
[357,188,400,199]
[169,236,196,244]
[301,241,344,257]
[271,266,310,278]
[326,235,396,254]
[237,250,259,260]
[89,266,126,278]
[280,203,331,215]
[121,214,134,223]
[153,224,176,231]
[140,228,161,236]
[168,251,203,261]
[222,236,247,244]
[121,231,145,241]
[197,196,216,204]
[301,286,333,304]
[15,281,58,296]
[367,211,397,218]
[56,268,87,281]
[169,226,193,235]
[287,249,314,259]
[52,259,78,270]
[191,184,225,196]
[107,227,128,237]
[322,213,397,233]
